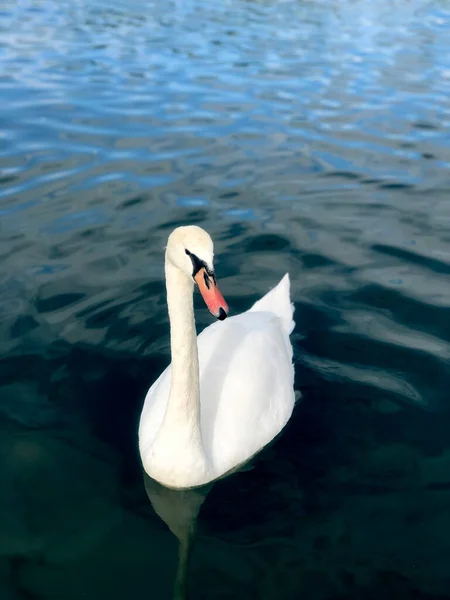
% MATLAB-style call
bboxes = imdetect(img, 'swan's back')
[139,274,295,484]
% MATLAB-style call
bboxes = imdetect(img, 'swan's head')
[166,225,229,320]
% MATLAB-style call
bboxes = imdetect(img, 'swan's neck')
[158,258,207,482]
[166,259,199,420]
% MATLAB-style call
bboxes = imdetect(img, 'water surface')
[1,0,450,598]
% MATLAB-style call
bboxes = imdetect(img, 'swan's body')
[138,226,295,490]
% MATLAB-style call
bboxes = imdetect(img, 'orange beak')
[194,268,229,320]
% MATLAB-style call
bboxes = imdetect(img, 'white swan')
[138,225,296,490]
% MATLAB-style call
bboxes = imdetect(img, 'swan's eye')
[185,248,203,277]
[185,248,213,279]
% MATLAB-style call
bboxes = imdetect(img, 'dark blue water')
[1,0,450,598]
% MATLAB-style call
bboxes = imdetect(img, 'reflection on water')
[144,475,213,600]
[1,0,450,598]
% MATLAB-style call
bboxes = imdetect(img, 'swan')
[138,225,296,490]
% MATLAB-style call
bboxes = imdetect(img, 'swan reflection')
[144,473,213,600]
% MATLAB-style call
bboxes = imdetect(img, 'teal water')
[1,0,450,598]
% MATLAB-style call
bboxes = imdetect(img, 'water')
[1,0,450,597]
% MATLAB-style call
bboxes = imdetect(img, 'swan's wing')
[197,310,295,475]
[249,273,295,335]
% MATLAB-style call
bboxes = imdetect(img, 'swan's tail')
[249,273,295,335]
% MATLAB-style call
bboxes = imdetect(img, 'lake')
[1,0,450,598]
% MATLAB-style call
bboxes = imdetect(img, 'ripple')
[303,354,425,406]
[372,243,450,275]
